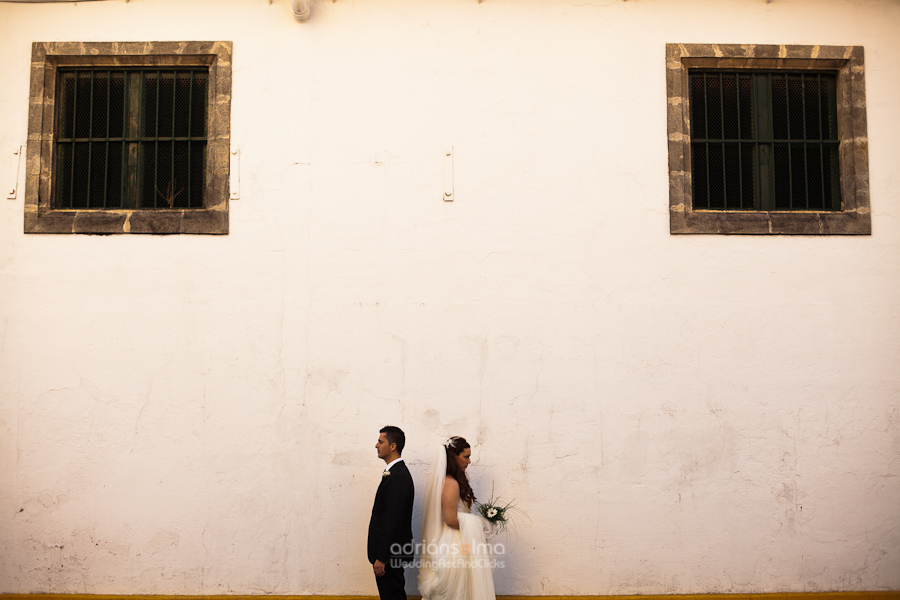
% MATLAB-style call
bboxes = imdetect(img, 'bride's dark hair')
[445,436,475,508]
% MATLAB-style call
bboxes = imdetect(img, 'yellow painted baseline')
[2,593,899,600]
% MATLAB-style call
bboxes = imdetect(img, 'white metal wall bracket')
[7,145,22,200]
[230,146,240,200]
[443,147,454,202]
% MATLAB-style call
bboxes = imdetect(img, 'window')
[691,70,839,211]
[666,44,870,235]
[55,68,209,211]
[25,42,232,234]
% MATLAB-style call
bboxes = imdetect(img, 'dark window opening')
[55,68,209,210]
[689,70,840,212]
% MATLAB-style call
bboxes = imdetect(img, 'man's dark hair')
[380,425,405,455]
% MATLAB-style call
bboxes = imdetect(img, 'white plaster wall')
[1,0,898,594]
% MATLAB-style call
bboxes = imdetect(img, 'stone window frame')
[25,41,232,234]
[666,44,870,235]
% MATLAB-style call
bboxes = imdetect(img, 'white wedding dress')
[418,447,496,600]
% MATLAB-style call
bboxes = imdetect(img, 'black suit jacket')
[367,460,415,565]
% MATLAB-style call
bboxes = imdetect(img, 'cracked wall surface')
[0,0,899,595]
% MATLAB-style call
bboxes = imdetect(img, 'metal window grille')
[55,68,208,210]
[689,70,840,211]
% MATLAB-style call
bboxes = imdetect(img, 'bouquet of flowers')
[474,485,520,535]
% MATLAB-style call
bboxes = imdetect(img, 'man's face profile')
[376,433,394,460]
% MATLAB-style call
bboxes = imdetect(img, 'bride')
[418,437,496,600]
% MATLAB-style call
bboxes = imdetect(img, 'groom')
[368,425,415,600]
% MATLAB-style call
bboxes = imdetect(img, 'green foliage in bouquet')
[474,485,521,535]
